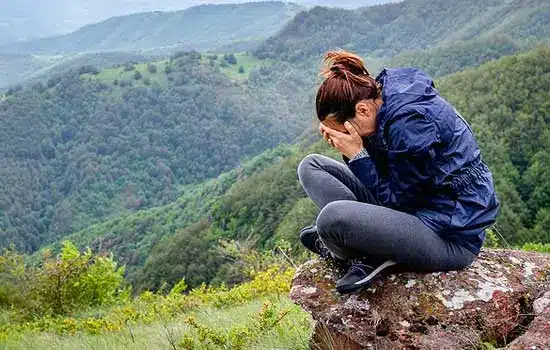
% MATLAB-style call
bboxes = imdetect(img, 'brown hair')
[316,50,379,123]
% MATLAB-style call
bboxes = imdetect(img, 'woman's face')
[323,98,381,137]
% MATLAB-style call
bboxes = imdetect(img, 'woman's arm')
[348,113,439,211]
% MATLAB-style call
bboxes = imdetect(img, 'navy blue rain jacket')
[346,68,499,254]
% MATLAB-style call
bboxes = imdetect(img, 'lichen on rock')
[289,249,550,349]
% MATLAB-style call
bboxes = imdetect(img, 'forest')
[0,0,549,348]
[0,51,314,251]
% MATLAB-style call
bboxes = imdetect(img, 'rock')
[506,303,550,350]
[289,249,550,350]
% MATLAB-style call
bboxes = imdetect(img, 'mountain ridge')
[255,0,550,61]
[0,2,304,54]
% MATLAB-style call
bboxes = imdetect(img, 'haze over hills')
[0,0,396,46]
[0,2,304,55]
[0,1,302,89]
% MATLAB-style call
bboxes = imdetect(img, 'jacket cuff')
[350,148,370,162]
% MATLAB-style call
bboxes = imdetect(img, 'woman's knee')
[316,200,355,241]
[297,153,323,182]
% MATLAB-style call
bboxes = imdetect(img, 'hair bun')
[322,50,370,79]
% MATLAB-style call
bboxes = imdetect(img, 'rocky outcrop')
[290,249,550,350]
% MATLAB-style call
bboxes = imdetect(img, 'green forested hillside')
[255,0,550,61]
[437,47,550,245]
[383,36,534,78]
[0,52,315,252]
[0,52,152,89]
[0,2,304,55]
[0,55,61,89]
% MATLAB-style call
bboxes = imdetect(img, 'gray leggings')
[297,154,476,271]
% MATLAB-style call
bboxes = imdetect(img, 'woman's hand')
[319,121,364,159]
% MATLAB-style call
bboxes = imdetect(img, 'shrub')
[0,242,125,318]
[223,54,238,65]
[147,63,158,74]
[180,302,290,349]
[522,242,550,253]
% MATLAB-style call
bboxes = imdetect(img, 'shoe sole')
[336,260,397,294]
[299,226,320,255]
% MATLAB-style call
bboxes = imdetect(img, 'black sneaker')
[299,225,330,258]
[336,259,397,294]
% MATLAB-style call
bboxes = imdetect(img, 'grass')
[2,297,313,350]
[84,60,171,88]
[213,52,269,81]
[82,52,270,88]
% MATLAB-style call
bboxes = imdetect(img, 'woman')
[297,51,500,294]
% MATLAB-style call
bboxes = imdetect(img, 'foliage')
[0,246,300,345]
[521,243,550,254]
[385,35,531,78]
[1,299,312,350]
[0,52,152,89]
[0,51,312,252]
[31,144,297,286]
[136,221,224,292]
[255,0,550,62]
[436,47,550,244]
[0,242,125,318]
[180,302,293,349]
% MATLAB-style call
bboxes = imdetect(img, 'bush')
[0,242,126,318]
[147,64,157,74]
[223,54,238,65]
[522,242,550,253]
[123,63,135,72]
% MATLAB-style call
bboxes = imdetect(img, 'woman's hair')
[316,50,379,123]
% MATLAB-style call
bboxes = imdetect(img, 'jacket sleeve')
[348,113,439,211]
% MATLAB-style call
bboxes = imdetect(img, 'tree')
[224,53,238,65]
[147,63,158,74]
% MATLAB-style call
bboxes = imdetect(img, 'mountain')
[300,0,396,8]
[255,0,550,61]
[0,0,397,46]
[0,2,304,55]
[382,35,537,78]
[0,52,315,252]
[0,52,152,90]
[0,55,61,89]
[0,0,185,45]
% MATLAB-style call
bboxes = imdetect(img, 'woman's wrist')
[350,148,370,162]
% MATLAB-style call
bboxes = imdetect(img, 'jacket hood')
[375,68,438,127]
